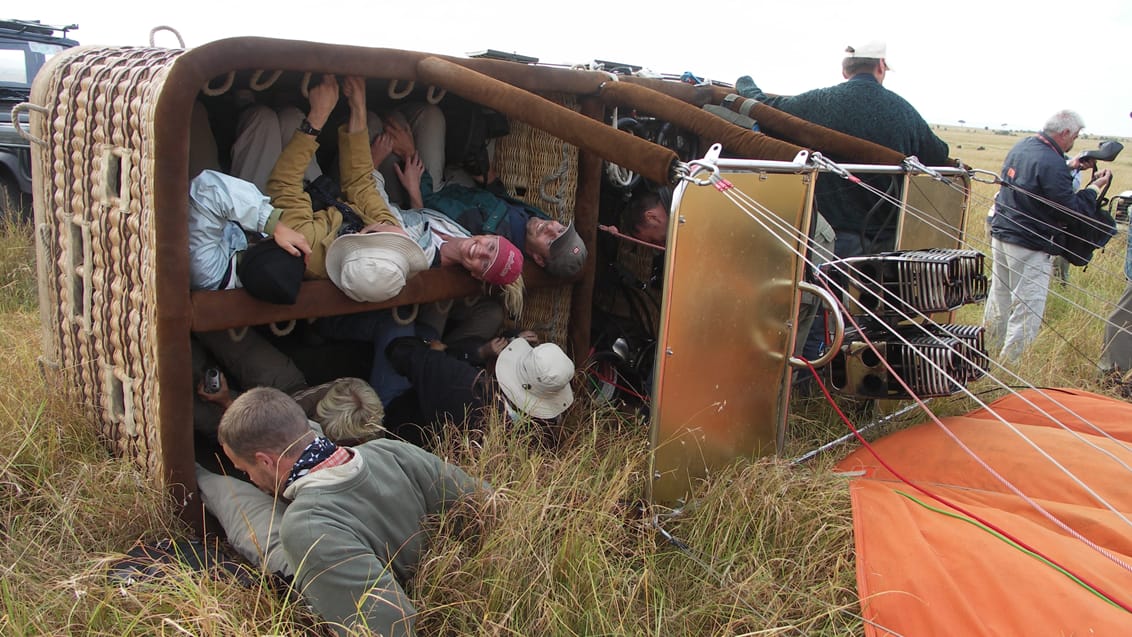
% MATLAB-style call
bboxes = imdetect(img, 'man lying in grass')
[215,387,489,637]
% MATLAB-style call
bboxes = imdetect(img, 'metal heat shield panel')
[648,171,812,508]
[896,172,972,324]
[896,173,970,251]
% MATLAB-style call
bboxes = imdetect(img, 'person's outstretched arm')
[338,76,398,227]
[266,75,341,275]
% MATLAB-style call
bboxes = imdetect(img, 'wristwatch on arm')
[298,118,321,137]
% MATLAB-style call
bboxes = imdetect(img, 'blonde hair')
[500,274,524,319]
[314,377,385,443]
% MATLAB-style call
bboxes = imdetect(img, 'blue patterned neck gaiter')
[284,436,338,488]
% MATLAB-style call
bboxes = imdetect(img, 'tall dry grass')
[939,125,1132,393]
[0,208,859,635]
[3,126,1129,635]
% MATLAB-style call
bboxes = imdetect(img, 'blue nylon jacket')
[991,133,1099,254]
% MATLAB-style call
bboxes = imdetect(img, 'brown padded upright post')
[416,56,679,186]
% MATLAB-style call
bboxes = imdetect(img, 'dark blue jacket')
[736,74,950,245]
[991,133,1099,254]
[420,171,548,255]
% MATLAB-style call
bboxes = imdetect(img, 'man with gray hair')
[983,109,1113,361]
[212,386,487,637]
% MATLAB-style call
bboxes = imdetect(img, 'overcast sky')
[29,0,1132,138]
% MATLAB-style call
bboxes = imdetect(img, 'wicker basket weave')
[35,46,183,481]
[30,43,596,499]
[494,94,580,344]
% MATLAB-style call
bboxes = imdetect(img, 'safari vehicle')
[22,32,975,528]
[0,19,77,218]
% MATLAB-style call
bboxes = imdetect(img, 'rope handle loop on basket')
[604,102,638,188]
[388,79,415,100]
[203,71,235,96]
[149,26,185,48]
[249,69,283,91]
[10,103,48,146]
[426,85,447,104]
[270,320,296,336]
[392,304,419,325]
[227,326,248,342]
[433,298,454,314]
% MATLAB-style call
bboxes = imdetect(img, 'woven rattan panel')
[34,46,182,481]
[493,93,580,346]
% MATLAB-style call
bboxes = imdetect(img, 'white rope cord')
[388,79,414,100]
[944,166,1124,285]
[716,164,1132,462]
[392,304,419,326]
[886,183,1129,368]
[249,69,282,91]
[269,320,296,336]
[844,163,1117,285]
[602,85,637,188]
[1000,177,1118,236]
[425,85,446,104]
[202,71,235,97]
[852,234,1132,462]
[148,26,185,48]
[702,168,1132,548]
[226,326,248,342]
[845,171,1126,343]
[710,178,1132,572]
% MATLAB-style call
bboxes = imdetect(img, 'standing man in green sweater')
[736,40,950,258]
[217,387,488,637]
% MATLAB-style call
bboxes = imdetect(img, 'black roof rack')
[467,49,539,65]
[0,19,79,39]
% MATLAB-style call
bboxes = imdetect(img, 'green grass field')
[2,124,1130,635]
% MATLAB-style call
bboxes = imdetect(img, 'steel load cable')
[684,156,1132,541]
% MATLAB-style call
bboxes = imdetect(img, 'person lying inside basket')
[187,169,311,304]
[268,74,528,303]
[201,386,489,637]
[382,332,575,447]
[408,156,588,279]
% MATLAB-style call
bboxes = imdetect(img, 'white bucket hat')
[325,231,430,302]
[495,339,575,419]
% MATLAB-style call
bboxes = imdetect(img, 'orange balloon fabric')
[837,388,1132,636]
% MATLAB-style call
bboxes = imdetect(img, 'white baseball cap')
[844,41,890,68]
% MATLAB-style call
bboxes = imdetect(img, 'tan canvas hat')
[495,339,575,419]
[325,231,430,302]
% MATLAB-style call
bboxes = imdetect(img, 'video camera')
[1077,140,1123,163]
